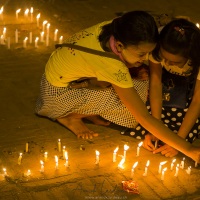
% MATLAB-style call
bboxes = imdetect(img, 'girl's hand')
[153,144,179,157]
[143,133,157,151]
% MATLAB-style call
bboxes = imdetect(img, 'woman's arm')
[112,84,200,162]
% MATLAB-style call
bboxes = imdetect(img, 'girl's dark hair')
[99,11,158,51]
[153,18,200,75]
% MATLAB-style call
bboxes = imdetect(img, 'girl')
[35,11,200,163]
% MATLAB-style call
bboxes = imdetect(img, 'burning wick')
[95,150,100,165]
[136,141,143,157]
[123,144,129,160]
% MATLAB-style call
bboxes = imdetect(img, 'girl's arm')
[112,84,200,162]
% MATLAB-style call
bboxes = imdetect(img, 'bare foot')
[57,115,98,139]
[85,115,111,126]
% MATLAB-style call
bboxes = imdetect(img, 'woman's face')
[116,42,156,67]
[159,47,188,68]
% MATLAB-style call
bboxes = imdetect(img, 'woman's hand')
[143,133,158,151]
[153,144,179,157]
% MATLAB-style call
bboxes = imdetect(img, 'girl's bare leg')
[85,115,111,126]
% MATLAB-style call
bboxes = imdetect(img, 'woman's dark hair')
[152,18,200,75]
[98,11,158,51]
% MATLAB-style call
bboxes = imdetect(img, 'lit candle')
[174,164,179,177]
[58,139,61,152]
[0,6,3,21]
[195,161,198,168]
[23,37,28,48]
[24,9,29,20]
[7,37,10,49]
[59,36,63,44]
[16,9,21,20]
[131,161,138,178]
[161,167,167,180]
[123,144,129,160]
[40,160,44,173]
[64,151,69,168]
[170,159,176,170]
[25,142,29,153]
[0,35,3,44]
[54,29,58,41]
[95,150,100,165]
[136,141,143,157]
[36,13,40,27]
[118,157,125,169]
[113,147,119,162]
[63,146,66,158]
[47,23,50,35]
[35,37,39,48]
[26,169,31,176]
[44,152,48,162]
[186,166,191,175]
[18,153,23,165]
[55,155,58,169]
[29,32,32,43]
[158,161,167,173]
[143,160,150,176]
[15,29,18,43]
[30,7,33,22]
[42,20,48,32]
[40,31,44,42]
[196,23,200,28]
[3,168,7,176]
[3,27,6,39]
[180,157,185,169]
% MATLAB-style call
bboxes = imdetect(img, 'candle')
[18,153,23,165]
[58,139,61,152]
[195,161,198,168]
[47,23,50,35]
[123,144,129,160]
[0,6,3,21]
[16,9,21,20]
[186,166,191,175]
[7,37,10,49]
[24,9,29,20]
[64,151,69,168]
[26,169,31,176]
[113,147,119,162]
[174,164,179,177]
[3,27,6,39]
[63,146,66,158]
[154,140,158,149]
[59,36,63,44]
[131,161,138,178]
[54,29,58,41]
[0,35,3,44]
[143,160,150,176]
[30,7,33,22]
[44,152,48,162]
[95,150,100,165]
[118,157,125,169]
[161,167,167,180]
[25,142,29,152]
[23,37,28,48]
[40,160,44,173]
[158,161,167,173]
[35,37,39,48]
[55,155,58,169]
[29,32,32,43]
[136,141,143,157]
[15,29,18,43]
[36,13,40,27]
[180,157,185,169]
[3,168,7,176]
[170,159,176,170]
[42,20,48,32]
[40,31,44,42]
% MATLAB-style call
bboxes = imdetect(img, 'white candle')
[64,151,69,167]
[40,160,44,173]
[113,147,119,162]
[40,31,44,42]
[118,157,125,169]
[95,150,100,165]
[174,164,179,177]
[54,29,58,41]
[16,9,21,20]
[42,20,48,32]
[195,161,198,168]
[3,27,6,39]
[15,29,18,43]
[44,152,48,162]
[47,23,50,35]
[29,32,32,43]
[36,13,40,27]
[46,34,49,46]
[0,6,3,21]
[18,153,23,165]
[25,142,29,152]
[3,168,7,176]
[24,9,29,20]
[180,157,185,169]
[55,155,58,169]
[158,161,167,173]
[136,141,143,157]
[23,37,28,48]
[35,37,39,48]
[0,35,4,44]
[58,139,61,152]
[186,166,191,175]
[63,146,66,158]
[59,36,63,44]
[131,161,138,178]
[30,7,33,22]
[170,159,176,170]
[161,167,167,180]
[143,160,150,176]
[7,37,10,49]
[123,144,129,160]
[154,140,158,149]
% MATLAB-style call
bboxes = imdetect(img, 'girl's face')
[159,47,188,68]
[116,42,156,67]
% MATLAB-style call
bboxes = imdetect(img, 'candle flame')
[25,9,29,15]
[172,159,176,163]
[124,144,129,151]
[30,7,33,13]
[55,29,58,33]
[176,164,179,168]
[36,13,40,19]
[138,141,143,147]
[160,161,167,166]
[146,160,150,167]
[118,157,125,169]
[196,23,200,28]
[114,147,119,153]
[40,160,44,165]
[132,161,138,169]
[182,157,185,161]
[162,167,167,172]
[24,37,28,41]
[3,168,6,172]
[43,20,48,25]
[95,150,100,156]
[55,155,58,162]
[19,153,23,156]
[0,6,3,14]
[65,151,68,160]
[35,37,39,42]
[47,23,50,28]
[16,9,21,14]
